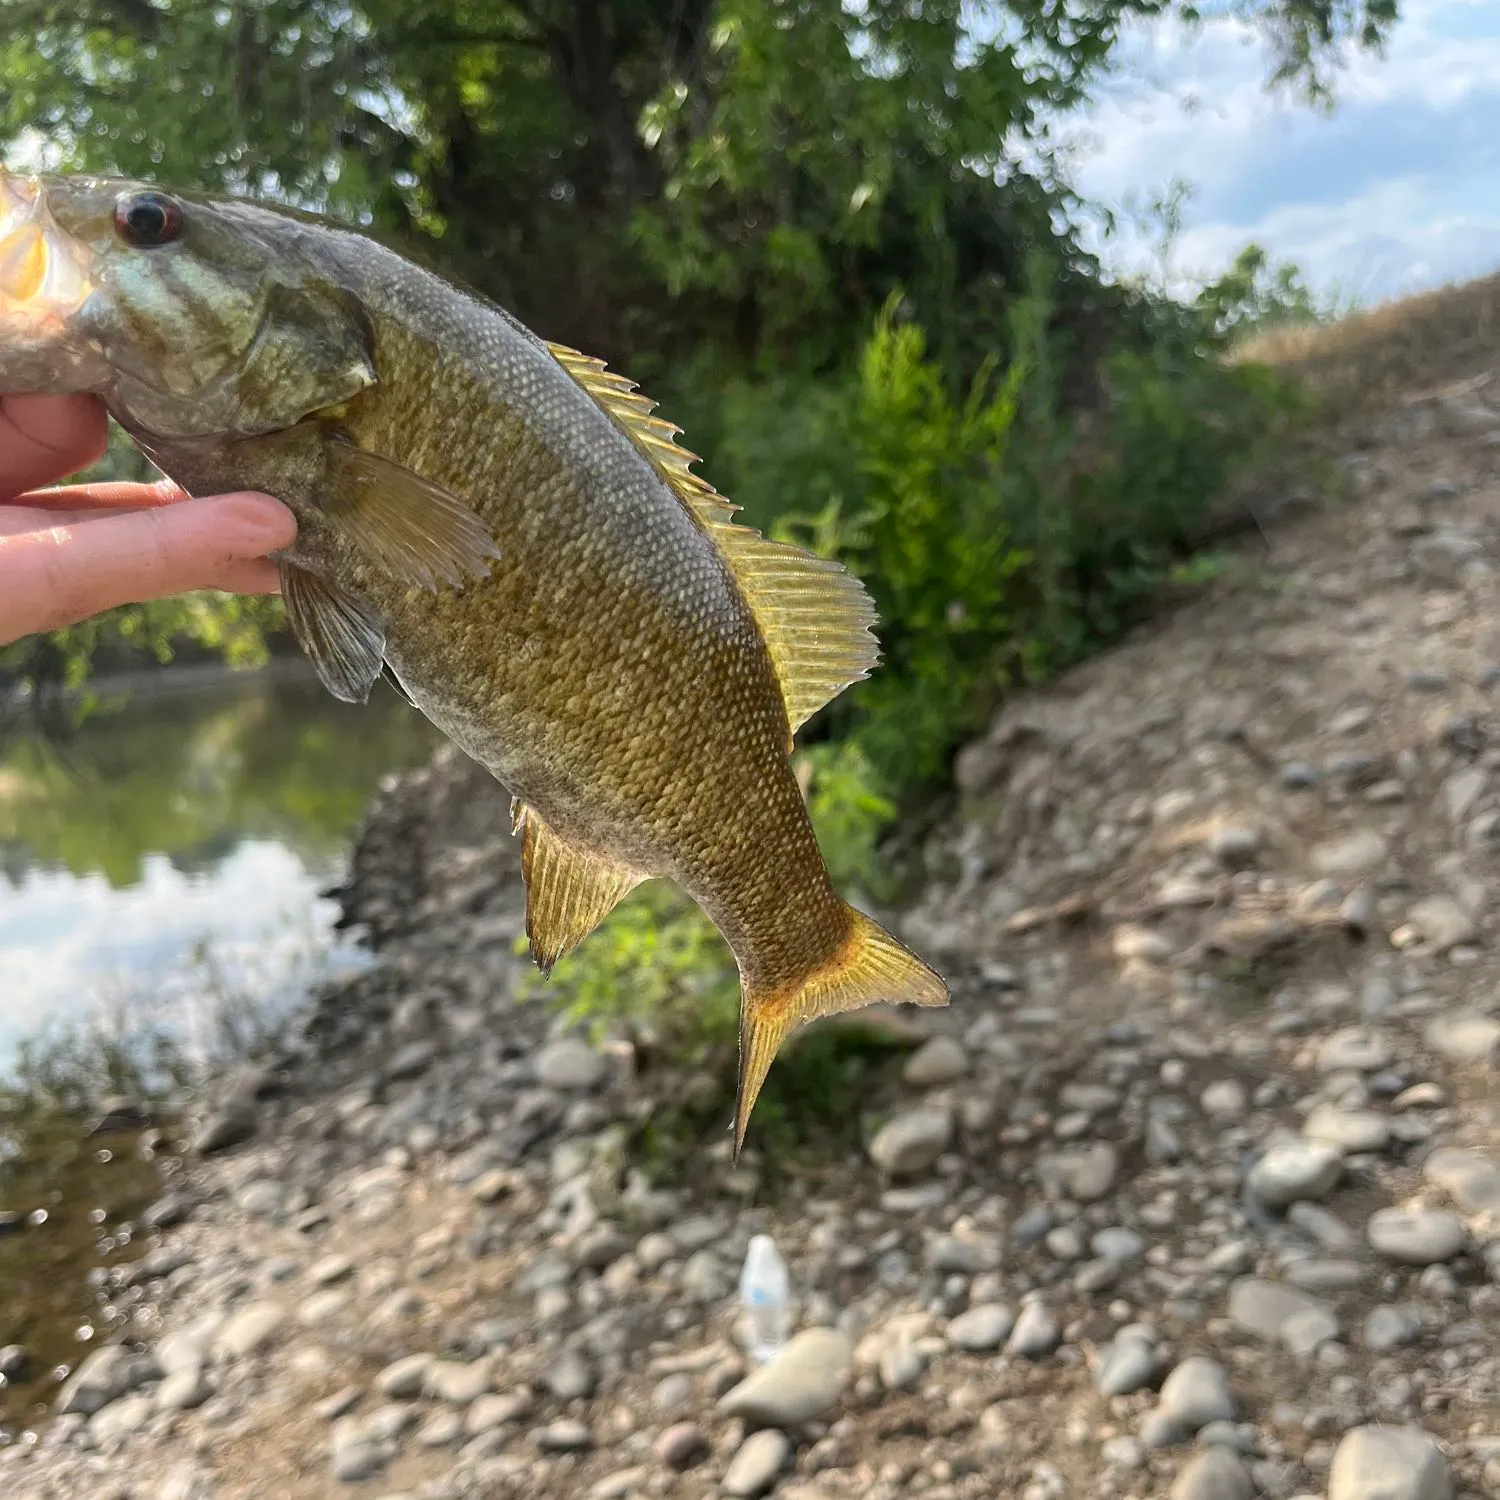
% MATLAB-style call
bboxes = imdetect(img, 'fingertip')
[198,492,299,554]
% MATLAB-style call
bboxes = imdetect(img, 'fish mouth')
[0,169,94,331]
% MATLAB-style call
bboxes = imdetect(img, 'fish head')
[0,167,376,441]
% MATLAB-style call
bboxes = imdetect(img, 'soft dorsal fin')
[547,342,879,739]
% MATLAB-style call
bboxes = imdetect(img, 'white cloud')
[1054,0,1500,304]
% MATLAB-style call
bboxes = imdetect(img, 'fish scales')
[0,171,949,1151]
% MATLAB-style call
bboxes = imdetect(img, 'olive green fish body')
[0,171,949,1150]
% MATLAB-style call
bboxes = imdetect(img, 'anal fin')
[279,562,386,704]
[735,906,948,1157]
[512,800,644,974]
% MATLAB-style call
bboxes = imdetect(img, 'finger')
[0,394,110,498]
[192,557,284,595]
[0,492,297,642]
[15,477,189,510]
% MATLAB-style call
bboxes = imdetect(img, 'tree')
[1,0,1396,377]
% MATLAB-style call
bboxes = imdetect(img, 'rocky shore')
[7,372,1500,1499]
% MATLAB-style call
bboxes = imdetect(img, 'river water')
[0,667,444,1079]
[0,665,444,1436]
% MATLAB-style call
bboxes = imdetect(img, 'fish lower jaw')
[0,173,93,325]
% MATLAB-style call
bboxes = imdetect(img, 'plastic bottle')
[739,1233,791,1364]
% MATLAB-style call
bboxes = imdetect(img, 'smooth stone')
[1005,1300,1060,1359]
[879,1337,925,1391]
[1367,1209,1465,1266]
[543,1349,595,1401]
[1171,1446,1254,1500]
[1406,896,1476,953]
[332,1441,391,1483]
[1092,1227,1146,1262]
[156,1367,213,1411]
[1303,1105,1391,1155]
[655,1421,708,1469]
[946,1304,1013,1353]
[1047,1141,1120,1201]
[867,1107,953,1175]
[376,1355,432,1399]
[1159,1357,1235,1431]
[213,1301,286,1359]
[533,1418,593,1452]
[55,1345,158,1416]
[1284,1259,1367,1293]
[1327,1424,1453,1500]
[722,1429,792,1498]
[1311,831,1389,878]
[718,1328,852,1425]
[1097,1335,1158,1398]
[0,1345,25,1381]
[1317,1028,1394,1073]
[1424,1012,1500,1064]
[465,1392,531,1434]
[1423,1148,1500,1217]
[1227,1279,1338,1352]
[1364,1305,1425,1353]
[425,1358,492,1404]
[902,1035,968,1086]
[1248,1141,1342,1207]
[89,1393,154,1445]
[534,1038,608,1091]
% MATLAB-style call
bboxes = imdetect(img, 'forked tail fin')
[734,905,949,1156]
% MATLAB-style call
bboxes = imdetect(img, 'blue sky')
[1054,0,1500,306]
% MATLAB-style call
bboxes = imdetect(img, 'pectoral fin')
[324,439,501,592]
[512,800,644,974]
[279,562,386,704]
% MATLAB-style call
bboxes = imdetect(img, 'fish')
[0,168,949,1151]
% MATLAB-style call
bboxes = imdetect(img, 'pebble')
[1227,1279,1338,1353]
[1327,1424,1453,1500]
[1317,1028,1394,1073]
[655,1421,708,1469]
[543,1349,595,1400]
[1311,831,1389,878]
[946,1304,1013,1352]
[213,1301,286,1359]
[1423,1148,1500,1216]
[1097,1334,1158,1397]
[425,1358,492,1404]
[1364,1305,1425,1352]
[533,1418,593,1452]
[1158,1357,1236,1432]
[902,1034,968,1086]
[1424,1011,1500,1064]
[1171,1446,1254,1500]
[867,1106,953,1175]
[534,1038,608,1091]
[1047,1141,1120,1201]
[719,1328,852,1424]
[1367,1209,1465,1266]
[722,1429,792,1498]
[1406,896,1476,952]
[156,1367,213,1411]
[1248,1141,1342,1207]
[1005,1300,1060,1359]
[55,1345,158,1416]
[1303,1105,1391,1155]
[377,1355,432,1399]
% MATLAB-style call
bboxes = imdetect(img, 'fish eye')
[113,192,185,248]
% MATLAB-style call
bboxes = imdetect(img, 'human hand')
[0,393,296,647]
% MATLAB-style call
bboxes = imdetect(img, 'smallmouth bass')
[0,170,949,1151]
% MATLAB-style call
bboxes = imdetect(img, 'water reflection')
[0,668,443,1069]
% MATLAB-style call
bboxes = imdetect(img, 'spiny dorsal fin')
[511,798,644,975]
[547,342,879,739]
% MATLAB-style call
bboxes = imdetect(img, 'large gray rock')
[718,1328,852,1425]
[1158,1357,1235,1431]
[55,1344,159,1416]
[1424,1011,1500,1064]
[867,1107,952,1175]
[1226,1279,1338,1353]
[1328,1424,1452,1500]
[534,1038,608,1091]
